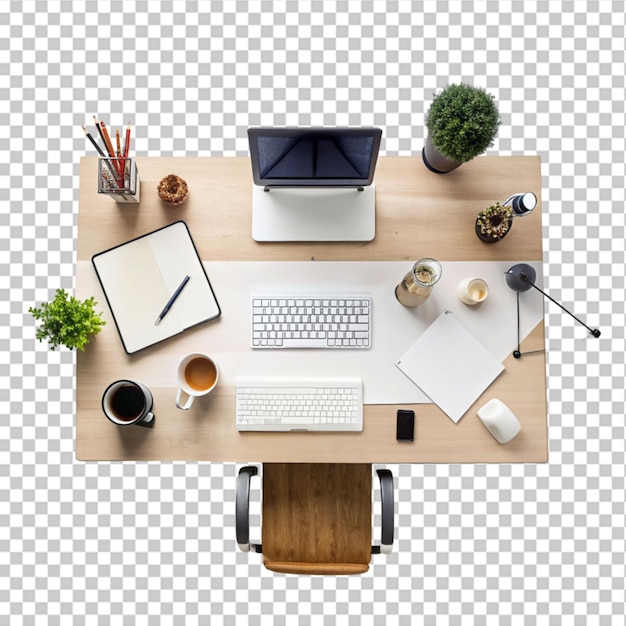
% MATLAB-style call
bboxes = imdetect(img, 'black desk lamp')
[505,263,601,359]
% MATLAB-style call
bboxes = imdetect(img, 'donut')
[157,174,188,205]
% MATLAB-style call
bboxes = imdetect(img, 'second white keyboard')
[236,376,363,431]
[251,294,371,349]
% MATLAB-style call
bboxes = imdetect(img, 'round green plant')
[29,288,106,351]
[425,83,500,163]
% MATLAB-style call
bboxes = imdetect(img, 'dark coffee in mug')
[111,384,146,421]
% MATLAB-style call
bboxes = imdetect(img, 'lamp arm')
[521,276,601,338]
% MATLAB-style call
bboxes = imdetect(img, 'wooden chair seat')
[236,463,393,575]
[261,463,372,574]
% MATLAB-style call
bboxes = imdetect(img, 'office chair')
[236,463,394,575]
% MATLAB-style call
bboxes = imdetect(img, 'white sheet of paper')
[395,310,505,422]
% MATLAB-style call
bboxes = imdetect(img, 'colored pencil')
[99,119,116,160]
[81,124,106,157]
[100,119,125,178]
[93,116,122,185]
[123,122,131,158]
[93,115,107,153]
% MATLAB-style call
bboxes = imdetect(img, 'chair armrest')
[236,466,260,552]
[374,469,394,554]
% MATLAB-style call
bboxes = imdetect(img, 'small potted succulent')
[423,83,501,173]
[475,202,513,243]
[29,288,106,351]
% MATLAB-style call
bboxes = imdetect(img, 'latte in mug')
[185,356,218,391]
[176,353,220,410]
[457,277,489,305]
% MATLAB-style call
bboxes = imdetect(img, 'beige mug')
[176,353,220,410]
[457,277,489,305]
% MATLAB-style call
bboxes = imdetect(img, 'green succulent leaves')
[476,202,513,239]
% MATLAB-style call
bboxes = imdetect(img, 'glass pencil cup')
[98,157,141,203]
[395,258,442,307]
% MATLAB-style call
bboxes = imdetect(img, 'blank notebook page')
[396,310,504,423]
[92,221,220,354]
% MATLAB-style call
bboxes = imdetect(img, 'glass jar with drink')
[395,258,442,307]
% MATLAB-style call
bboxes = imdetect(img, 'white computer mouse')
[477,398,521,444]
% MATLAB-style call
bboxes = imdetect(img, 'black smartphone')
[396,409,415,442]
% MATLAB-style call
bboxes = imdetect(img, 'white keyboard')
[251,294,371,349]
[235,376,363,432]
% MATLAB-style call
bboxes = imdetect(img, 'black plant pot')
[422,135,463,174]
[475,219,513,243]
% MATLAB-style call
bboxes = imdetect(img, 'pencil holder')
[98,157,141,203]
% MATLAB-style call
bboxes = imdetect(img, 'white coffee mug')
[102,380,155,427]
[457,277,489,305]
[176,353,220,410]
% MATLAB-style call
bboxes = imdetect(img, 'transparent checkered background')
[1,1,625,624]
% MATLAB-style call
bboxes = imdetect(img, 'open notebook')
[92,221,221,354]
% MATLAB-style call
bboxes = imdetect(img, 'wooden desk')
[76,156,547,463]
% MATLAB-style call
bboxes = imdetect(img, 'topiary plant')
[29,288,106,351]
[425,83,500,163]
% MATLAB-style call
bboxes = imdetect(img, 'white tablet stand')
[251,184,376,242]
